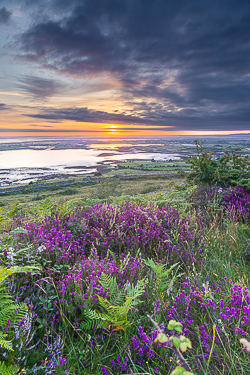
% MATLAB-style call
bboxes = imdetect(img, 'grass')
[0,176,183,207]
[0,179,250,374]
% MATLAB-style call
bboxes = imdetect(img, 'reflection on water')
[87,143,163,149]
[88,143,134,149]
[0,149,102,169]
[0,147,180,185]
[0,149,180,169]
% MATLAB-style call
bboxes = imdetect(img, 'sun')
[109,125,118,132]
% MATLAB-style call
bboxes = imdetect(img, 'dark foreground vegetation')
[0,142,250,374]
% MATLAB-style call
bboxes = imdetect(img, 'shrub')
[187,140,250,189]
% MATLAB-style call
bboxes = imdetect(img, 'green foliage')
[0,203,20,232]
[0,265,39,374]
[31,197,55,220]
[0,361,17,375]
[171,367,194,375]
[153,318,193,375]
[167,320,183,333]
[187,140,250,188]
[81,274,146,333]
[155,320,192,352]
[144,258,179,299]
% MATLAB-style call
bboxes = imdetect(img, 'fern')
[124,278,145,307]
[80,275,146,334]
[97,277,146,332]
[144,258,179,295]
[0,265,39,374]
[0,361,16,375]
[0,266,38,283]
[98,274,121,304]
[80,309,107,331]
[55,199,82,218]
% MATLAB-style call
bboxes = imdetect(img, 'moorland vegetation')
[0,141,250,374]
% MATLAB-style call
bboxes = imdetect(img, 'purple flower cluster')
[165,277,250,359]
[58,249,143,308]
[105,325,166,372]
[220,186,250,221]
[22,203,204,266]
[2,202,213,374]
[24,216,86,265]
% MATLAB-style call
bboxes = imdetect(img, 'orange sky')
[2,127,250,137]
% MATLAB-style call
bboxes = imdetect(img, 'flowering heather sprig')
[20,203,204,267]
[58,249,143,304]
[220,186,250,221]
[165,277,250,360]
[23,216,86,265]
[104,324,169,372]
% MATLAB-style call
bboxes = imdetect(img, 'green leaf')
[174,323,183,333]
[180,336,192,349]
[167,320,183,333]
[172,336,181,348]
[0,361,17,375]
[179,342,189,353]
[167,320,176,330]
[155,333,168,343]
[170,367,194,375]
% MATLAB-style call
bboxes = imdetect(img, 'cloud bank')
[10,0,250,131]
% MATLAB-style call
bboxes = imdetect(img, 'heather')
[0,180,250,374]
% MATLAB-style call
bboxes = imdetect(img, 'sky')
[0,0,250,137]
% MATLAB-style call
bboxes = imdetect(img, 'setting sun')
[108,125,118,133]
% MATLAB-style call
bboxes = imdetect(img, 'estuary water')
[0,145,181,185]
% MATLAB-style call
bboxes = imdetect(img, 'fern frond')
[0,266,40,284]
[0,361,16,375]
[0,333,13,351]
[99,274,118,301]
[0,303,27,328]
[111,291,124,306]
[95,276,146,332]
[144,258,179,292]
[124,278,146,305]
[80,309,107,331]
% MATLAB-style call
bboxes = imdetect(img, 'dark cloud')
[17,76,65,99]
[0,6,11,24]
[25,106,161,126]
[0,103,7,110]
[111,127,172,131]
[17,0,250,130]
[24,104,250,131]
